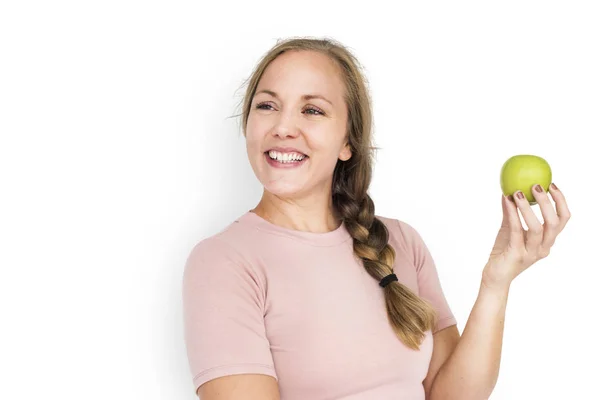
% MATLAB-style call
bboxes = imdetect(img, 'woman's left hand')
[482,183,571,291]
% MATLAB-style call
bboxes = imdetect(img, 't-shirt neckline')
[236,211,353,247]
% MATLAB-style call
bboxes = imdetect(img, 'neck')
[251,189,341,233]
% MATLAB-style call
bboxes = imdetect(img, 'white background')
[1,1,599,399]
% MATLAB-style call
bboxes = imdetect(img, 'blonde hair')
[233,36,436,349]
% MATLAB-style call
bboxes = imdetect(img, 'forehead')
[256,51,345,102]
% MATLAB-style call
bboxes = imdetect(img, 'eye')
[256,102,274,110]
[304,107,325,116]
[255,102,325,116]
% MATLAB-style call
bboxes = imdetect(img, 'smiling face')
[245,50,352,200]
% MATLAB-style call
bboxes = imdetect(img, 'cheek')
[245,138,262,166]
[306,132,346,160]
[244,123,262,152]
[245,112,259,137]
[245,113,270,143]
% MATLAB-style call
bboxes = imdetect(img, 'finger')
[501,193,510,225]
[503,194,524,248]
[512,190,543,253]
[548,183,572,230]
[531,184,561,249]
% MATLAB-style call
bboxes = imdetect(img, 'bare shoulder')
[197,374,280,400]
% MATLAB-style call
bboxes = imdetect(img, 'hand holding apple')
[482,156,571,291]
[500,155,552,205]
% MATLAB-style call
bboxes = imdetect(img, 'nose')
[271,110,300,139]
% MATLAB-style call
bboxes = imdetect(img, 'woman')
[182,37,571,400]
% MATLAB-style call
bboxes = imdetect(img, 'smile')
[264,151,309,168]
[267,150,306,162]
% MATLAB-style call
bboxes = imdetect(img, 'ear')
[339,142,352,161]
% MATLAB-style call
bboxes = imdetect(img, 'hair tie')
[379,273,398,288]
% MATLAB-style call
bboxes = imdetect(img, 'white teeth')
[268,150,306,163]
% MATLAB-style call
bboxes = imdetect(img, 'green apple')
[500,155,552,205]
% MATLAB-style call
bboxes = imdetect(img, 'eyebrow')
[254,89,333,106]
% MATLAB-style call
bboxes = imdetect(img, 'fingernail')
[516,191,524,200]
[535,184,544,193]
[551,183,558,190]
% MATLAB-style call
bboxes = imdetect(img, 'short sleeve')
[396,220,457,334]
[181,237,277,394]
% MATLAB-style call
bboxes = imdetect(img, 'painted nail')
[551,183,558,190]
[535,184,544,193]
[516,191,524,200]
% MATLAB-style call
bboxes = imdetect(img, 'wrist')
[480,274,511,298]
[481,261,515,293]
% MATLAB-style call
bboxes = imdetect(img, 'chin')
[261,180,307,198]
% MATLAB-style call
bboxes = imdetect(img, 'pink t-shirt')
[182,211,457,399]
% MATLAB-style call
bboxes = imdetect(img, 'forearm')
[430,277,510,400]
